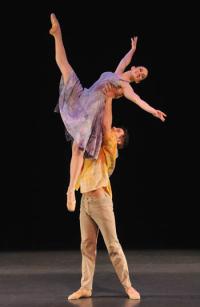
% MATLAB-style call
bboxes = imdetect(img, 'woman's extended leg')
[50,14,84,212]
[49,13,72,84]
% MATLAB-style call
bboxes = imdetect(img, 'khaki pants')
[79,192,132,291]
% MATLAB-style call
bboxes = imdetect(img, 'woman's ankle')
[67,186,75,193]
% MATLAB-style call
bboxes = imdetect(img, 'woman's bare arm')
[115,37,138,74]
[122,83,167,122]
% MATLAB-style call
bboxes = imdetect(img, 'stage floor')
[0,249,200,307]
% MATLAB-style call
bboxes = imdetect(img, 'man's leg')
[91,194,140,300]
[68,195,99,300]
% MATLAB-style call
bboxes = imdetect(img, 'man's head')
[130,66,148,83]
[112,126,129,149]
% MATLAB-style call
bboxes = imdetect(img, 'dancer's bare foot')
[125,286,141,300]
[49,13,60,36]
[67,288,92,300]
[66,189,76,212]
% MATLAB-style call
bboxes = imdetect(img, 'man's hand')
[103,83,123,99]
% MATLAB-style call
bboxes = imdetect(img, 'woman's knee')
[72,142,84,156]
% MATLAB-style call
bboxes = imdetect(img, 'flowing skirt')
[54,70,105,159]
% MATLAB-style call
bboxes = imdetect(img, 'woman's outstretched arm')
[115,37,138,74]
[122,83,167,122]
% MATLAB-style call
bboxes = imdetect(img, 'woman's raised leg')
[49,13,72,84]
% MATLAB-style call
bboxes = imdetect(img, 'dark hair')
[117,126,129,149]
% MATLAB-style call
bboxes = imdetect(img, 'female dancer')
[49,13,166,212]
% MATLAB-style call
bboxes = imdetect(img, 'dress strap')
[119,78,130,83]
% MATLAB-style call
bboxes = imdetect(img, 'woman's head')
[130,66,148,83]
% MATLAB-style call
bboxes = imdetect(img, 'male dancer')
[67,85,140,300]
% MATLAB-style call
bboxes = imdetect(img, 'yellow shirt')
[75,131,117,198]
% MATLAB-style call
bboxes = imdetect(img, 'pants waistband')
[81,192,112,205]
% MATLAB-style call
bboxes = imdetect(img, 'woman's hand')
[131,36,138,52]
[153,109,167,122]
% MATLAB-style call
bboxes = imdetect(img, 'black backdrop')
[1,1,199,250]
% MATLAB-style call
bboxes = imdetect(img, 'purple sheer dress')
[55,70,123,159]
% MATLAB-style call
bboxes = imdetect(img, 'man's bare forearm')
[102,97,113,133]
